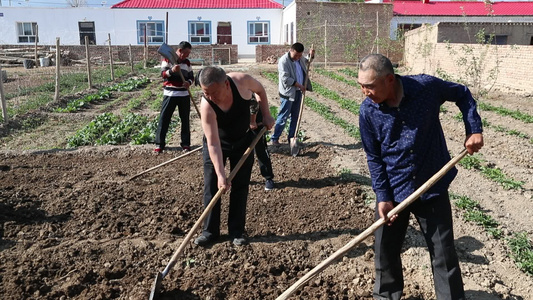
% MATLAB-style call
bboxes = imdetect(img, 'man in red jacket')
[155,41,194,153]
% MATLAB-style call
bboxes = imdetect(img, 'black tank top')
[206,77,251,151]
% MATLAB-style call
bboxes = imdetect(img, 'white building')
[0,0,285,58]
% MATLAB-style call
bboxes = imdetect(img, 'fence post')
[54,37,61,102]
[165,12,169,43]
[129,44,134,73]
[376,11,379,54]
[0,66,7,123]
[324,20,327,69]
[108,33,115,80]
[34,24,39,67]
[144,27,148,69]
[85,35,93,89]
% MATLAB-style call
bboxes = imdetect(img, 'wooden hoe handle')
[293,45,315,142]
[276,149,468,300]
[175,65,202,119]
[161,127,268,278]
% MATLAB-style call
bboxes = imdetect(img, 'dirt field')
[1,62,532,300]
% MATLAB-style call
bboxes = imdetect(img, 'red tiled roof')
[392,1,533,16]
[111,0,283,9]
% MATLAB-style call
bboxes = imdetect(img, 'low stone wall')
[0,44,238,66]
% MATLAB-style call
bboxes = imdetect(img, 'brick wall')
[295,1,403,63]
[255,45,291,63]
[255,1,404,64]
[404,24,533,95]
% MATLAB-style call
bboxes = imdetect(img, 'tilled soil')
[1,63,532,300]
[0,145,377,300]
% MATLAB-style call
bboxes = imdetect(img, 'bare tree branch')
[66,0,88,7]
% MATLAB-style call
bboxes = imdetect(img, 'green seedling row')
[122,88,154,113]
[338,68,359,78]
[508,232,533,276]
[478,102,533,123]
[452,194,533,276]
[455,114,532,144]
[451,194,502,239]
[96,113,150,145]
[67,112,120,147]
[459,154,523,190]
[131,118,159,145]
[67,112,177,147]
[55,77,150,113]
[305,96,360,139]
[312,83,360,116]
[314,68,359,87]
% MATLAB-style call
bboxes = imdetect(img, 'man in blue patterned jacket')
[358,54,484,300]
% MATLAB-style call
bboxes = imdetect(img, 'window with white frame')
[137,21,165,44]
[248,21,270,44]
[189,21,211,44]
[17,22,38,43]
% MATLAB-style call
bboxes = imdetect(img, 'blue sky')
[0,0,292,7]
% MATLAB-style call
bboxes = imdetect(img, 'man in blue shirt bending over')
[358,54,484,300]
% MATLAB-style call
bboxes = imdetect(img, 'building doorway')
[217,22,232,44]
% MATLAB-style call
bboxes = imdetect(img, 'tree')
[66,0,88,7]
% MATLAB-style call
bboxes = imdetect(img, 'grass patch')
[4,94,53,119]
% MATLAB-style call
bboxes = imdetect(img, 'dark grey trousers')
[155,95,190,149]
[253,125,274,180]
[373,192,465,300]
[201,139,254,239]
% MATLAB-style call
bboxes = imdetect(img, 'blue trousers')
[271,91,302,143]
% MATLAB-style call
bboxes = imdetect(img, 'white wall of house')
[0,7,115,45]
[281,1,297,45]
[0,6,283,57]
[391,15,533,39]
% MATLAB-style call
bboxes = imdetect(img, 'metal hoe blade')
[157,43,178,65]
[149,272,163,300]
[290,137,300,157]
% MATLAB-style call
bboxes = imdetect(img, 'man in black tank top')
[195,66,274,247]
